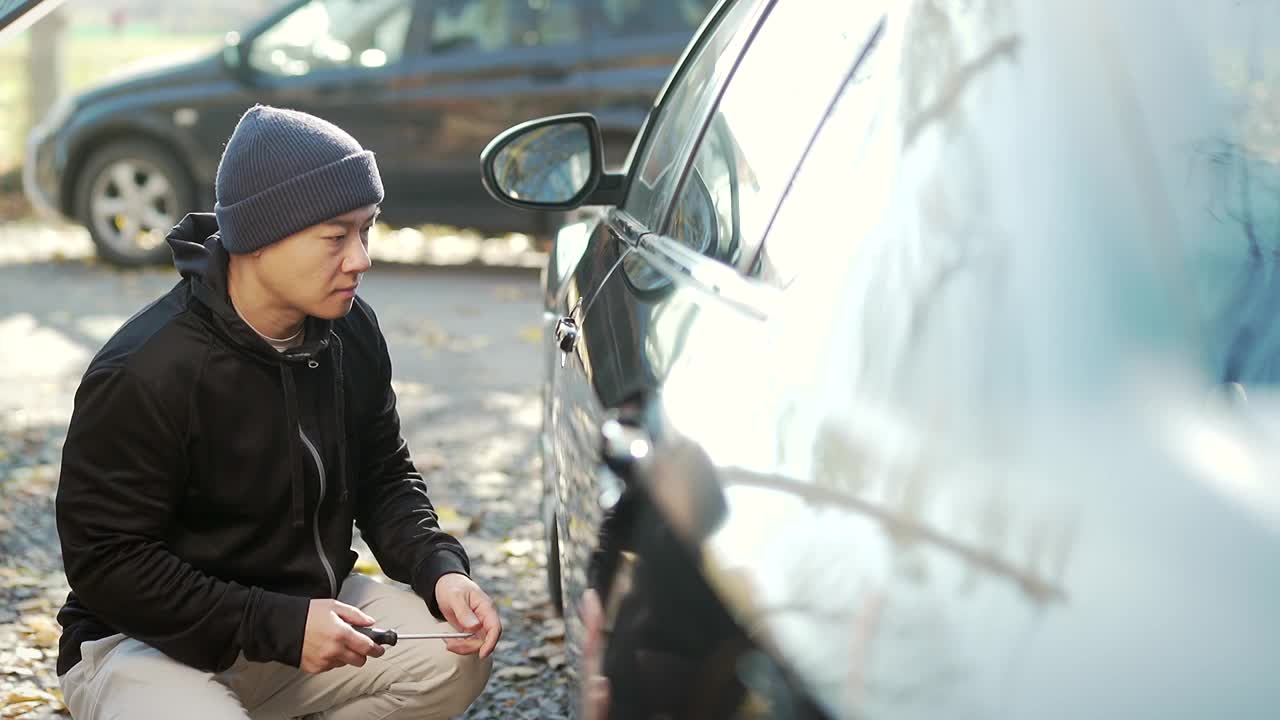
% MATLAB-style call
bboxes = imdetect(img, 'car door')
[574,2,888,715]
[545,0,771,657]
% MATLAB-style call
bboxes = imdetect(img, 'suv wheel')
[75,140,193,267]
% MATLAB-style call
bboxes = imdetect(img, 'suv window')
[249,0,415,76]
[596,0,714,38]
[427,0,582,54]
[662,1,881,271]
[622,0,764,232]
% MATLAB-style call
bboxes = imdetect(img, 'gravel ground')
[0,223,571,719]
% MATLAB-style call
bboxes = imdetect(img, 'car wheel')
[74,140,193,267]
[543,497,564,616]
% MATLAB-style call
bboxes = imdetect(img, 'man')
[54,105,500,719]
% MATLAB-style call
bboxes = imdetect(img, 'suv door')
[396,0,591,233]
[208,0,587,233]
[580,0,717,170]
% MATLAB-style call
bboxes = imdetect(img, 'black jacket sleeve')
[56,366,310,672]
[354,323,470,618]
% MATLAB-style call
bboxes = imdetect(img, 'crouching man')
[54,105,499,719]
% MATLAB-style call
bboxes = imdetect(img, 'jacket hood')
[167,212,334,362]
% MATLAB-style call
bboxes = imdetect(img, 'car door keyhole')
[555,316,579,366]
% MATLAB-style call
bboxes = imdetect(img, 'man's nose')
[342,237,372,275]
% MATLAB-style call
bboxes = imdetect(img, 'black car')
[22,0,712,265]
[482,0,1280,716]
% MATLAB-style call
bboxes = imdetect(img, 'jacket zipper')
[298,427,338,597]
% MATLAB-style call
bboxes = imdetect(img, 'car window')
[426,0,509,53]
[427,0,582,54]
[777,0,1280,449]
[755,23,889,288]
[661,0,881,272]
[249,0,415,76]
[621,0,765,232]
[525,0,583,46]
[596,0,714,38]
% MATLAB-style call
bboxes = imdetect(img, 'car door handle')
[529,63,569,82]
[315,80,380,96]
[554,315,578,366]
[556,247,635,367]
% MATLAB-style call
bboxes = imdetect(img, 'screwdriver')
[352,626,475,646]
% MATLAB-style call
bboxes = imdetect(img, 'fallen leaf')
[2,701,41,718]
[539,619,565,642]
[353,557,383,576]
[13,649,41,662]
[3,689,54,705]
[526,643,560,660]
[437,506,472,537]
[547,653,568,670]
[499,539,533,558]
[510,598,544,612]
[18,615,59,649]
[0,516,11,533]
[0,667,33,678]
[414,451,446,471]
[0,573,40,589]
[14,600,48,613]
[493,665,540,681]
[474,565,510,580]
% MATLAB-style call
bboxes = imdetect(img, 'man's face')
[255,205,378,320]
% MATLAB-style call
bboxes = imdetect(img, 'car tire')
[74,139,194,267]
[544,498,564,616]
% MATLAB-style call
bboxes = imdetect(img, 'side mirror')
[481,113,625,211]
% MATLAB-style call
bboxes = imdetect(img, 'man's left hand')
[434,573,502,658]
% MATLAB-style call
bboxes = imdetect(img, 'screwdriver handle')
[352,625,398,646]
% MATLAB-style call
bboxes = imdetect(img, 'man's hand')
[434,573,502,658]
[301,599,386,673]
[580,589,612,720]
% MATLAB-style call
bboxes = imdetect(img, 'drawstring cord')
[280,364,305,528]
[329,332,350,504]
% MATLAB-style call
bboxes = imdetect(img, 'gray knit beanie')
[214,105,384,254]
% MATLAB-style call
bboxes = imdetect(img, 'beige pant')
[59,574,492,720]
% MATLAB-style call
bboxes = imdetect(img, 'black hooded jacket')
[54,213,469,675]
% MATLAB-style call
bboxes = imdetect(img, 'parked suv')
[23,0,712,265]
